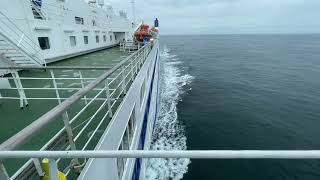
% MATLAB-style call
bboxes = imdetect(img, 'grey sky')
[109,0,320,34]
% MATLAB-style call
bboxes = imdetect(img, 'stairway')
[30,1,47,20]
[0,11,46,69]
[0,33,44,67]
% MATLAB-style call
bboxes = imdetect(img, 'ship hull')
[78,41,160,180]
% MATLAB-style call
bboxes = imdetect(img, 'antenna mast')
[131,0,136,25]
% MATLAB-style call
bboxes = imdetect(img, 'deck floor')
[0,47,131,176]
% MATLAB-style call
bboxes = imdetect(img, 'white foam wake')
[146,47,194,180]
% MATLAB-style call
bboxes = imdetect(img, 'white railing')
[2,150,320,159]
[0,11,46,66]
[1,150,320,180]
[30,1,47,20]
[0,66,112,107]
[0,43,152,179]
[120,41,140,52]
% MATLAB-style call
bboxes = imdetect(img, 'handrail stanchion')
[50,70,62,104]
[11,71,28,108]
[0,162,10,180]
[78,70,88,104]
[131,58,134,82]
[121,66,127,95]
[105,79,113,119]
[50,70,80,170]
[48,159,58,180]
[32,158,45,177]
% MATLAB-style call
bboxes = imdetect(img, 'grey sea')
[148,35,320,180]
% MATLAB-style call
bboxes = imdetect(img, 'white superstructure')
[0,0,133,73]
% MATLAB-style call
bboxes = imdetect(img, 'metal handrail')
[0,11,45,65]
[2,150,320,159]
[0,43,151,151]
[30,1,47,20]
[0,66,112,70]
[0,12,39,49]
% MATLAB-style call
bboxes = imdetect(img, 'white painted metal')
[0,43,154,179]
[131,0,136,24]
[50,70,81,169]
[105,79,113,119]
[0,0,133,76]
[79,42,158,180]
[0,12,45,68]
[2,150,320,159]
[78,71,88,104]
[32,158,45,177]
[0,162,10,180]
[121,66,127,95]
[48,159,58,180]
[11,72,28,108]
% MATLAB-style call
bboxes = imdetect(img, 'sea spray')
[146,47,194,180]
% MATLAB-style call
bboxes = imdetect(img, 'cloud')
[109,0,320,34]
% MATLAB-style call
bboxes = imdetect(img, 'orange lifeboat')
[134,24,151,42]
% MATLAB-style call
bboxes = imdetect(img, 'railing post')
[121,66,127,95]
[48,159,58,180]
[0,162,10,180]
[17,33,24,47]
[50,70,80,170]
[140,50,143,68]
[136,53,140,74]
[33,158,45,177]
[11,71,28,108]
[50,70,62,104]
[78,70,88,104]
[143,45,146,62]
[131,59,134,82]
[105,79,113,119]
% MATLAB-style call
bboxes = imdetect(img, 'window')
[110,35,113,41]
[103,35,106,42]
[95,35,99,43]
[69,36,76,47]
[38,37,50,50]
[83,36,88,44]
[115,35,117,41]
[140,80,145,106]
[92,19,97,26]
[75,17,84,24]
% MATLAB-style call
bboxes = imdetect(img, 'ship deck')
[0,46,132,176]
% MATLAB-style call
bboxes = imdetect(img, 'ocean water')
[149,35,320,180]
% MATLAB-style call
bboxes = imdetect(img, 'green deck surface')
[0,47,130,177]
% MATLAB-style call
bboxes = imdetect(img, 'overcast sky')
[108,0,320,35]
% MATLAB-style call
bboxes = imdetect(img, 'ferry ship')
[0,0,160,179]
[2,1,320,180]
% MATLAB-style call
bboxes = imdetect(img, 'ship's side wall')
[78,41,159,180]
[138,47,160,180]
[0,0,132,63]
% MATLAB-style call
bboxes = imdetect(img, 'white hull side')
[78,41,159,180]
